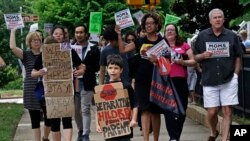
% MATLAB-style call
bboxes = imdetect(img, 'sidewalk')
[0,98,220,141]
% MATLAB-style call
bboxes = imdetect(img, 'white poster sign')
[133,10,144,25]
[4,13,24,29]
[115,9,134,29]
[206,42,230,58]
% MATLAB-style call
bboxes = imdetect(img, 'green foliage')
[0,103,23,141]
[229,0,250,28]
[3,78,23,90]
[0,65,22,88]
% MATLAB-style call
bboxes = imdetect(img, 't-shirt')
[169,42,190,78]
[99,44,130,83]
[133,35,163,84]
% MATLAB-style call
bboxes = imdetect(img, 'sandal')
[207,130,219,141]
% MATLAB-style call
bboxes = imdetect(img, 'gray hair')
[208,8,224,20]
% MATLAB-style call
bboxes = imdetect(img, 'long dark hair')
[164,23,183,46]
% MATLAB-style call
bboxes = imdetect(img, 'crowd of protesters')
[2,7,246,141]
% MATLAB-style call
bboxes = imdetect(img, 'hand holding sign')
[202,51,213,59]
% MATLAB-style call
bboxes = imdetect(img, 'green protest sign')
[164,14,181,26]
[89,12,102,34]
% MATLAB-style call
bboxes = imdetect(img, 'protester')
[239,29,250,53]
[96,54,138,141]
[193,8,242,141]
[31,25,85,141]
[99,24,130,85]
[72,24,100,141]
[10,27,51,141]
[164,23,196,141]
[115,13,163,141]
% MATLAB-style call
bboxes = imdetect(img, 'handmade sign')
[42,43,74,118]
[94,82,131,139]
[4,13,24,29]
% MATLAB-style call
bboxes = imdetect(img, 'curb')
[186,104,239,134]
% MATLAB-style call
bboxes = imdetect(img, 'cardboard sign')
[45,96,74,118]
[89,12,102,34]
[44,81,73,97]
[42,43,74,118]
[164,14,181,26]
[146,39,171,58]
[94,82,131,139]
[206,42,230,58]
[115,9,134,29]
[133,10,144,24]
[4,13,24,29]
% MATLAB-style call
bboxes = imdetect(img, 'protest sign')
[133,10,144,24]
[89,12,102,34]
[164,14,181,26]
[42,43,74,118]
[115,9,134,29]
[206,42,230,58]
[44,23,53,34]
[4,13,24,29]
[146,39,171,57]
[45,96,74,118]
[94,82,131,139]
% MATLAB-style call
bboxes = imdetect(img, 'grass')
[0,90,23,98]
[0,103,24,141]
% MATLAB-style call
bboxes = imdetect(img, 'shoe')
[207,130,219,141]
[77,130,83,141]
[42,137,49,141]
[81,135,90,141]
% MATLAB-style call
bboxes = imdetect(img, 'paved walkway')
[0,98,220,141]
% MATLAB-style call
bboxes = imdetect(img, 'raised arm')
[10,28,23,59]
[115,25,136,53]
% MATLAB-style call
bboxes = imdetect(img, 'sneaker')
[81,135,90,141]
[77,130,83,141]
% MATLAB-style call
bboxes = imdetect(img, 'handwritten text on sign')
[44,81,73,97]
[45,96,74,118]
[42,43,74,118]
[94,83,131,139]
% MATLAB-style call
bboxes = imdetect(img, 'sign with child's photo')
[42,43,74,118]
[94,82,131,139]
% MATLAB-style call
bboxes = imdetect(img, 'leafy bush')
[3,78,23,90]
[0,65,22,88]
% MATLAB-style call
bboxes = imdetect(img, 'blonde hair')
[25,32,42,48]
[239,30,248,40]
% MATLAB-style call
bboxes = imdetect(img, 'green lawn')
[0,90,23,98]
[0,103,23,141]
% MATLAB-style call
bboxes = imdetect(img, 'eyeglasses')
[145,21,155,26]
[166,29,176,32]
[31,39,41,43]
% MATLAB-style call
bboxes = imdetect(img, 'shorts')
[203,73,239,108]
